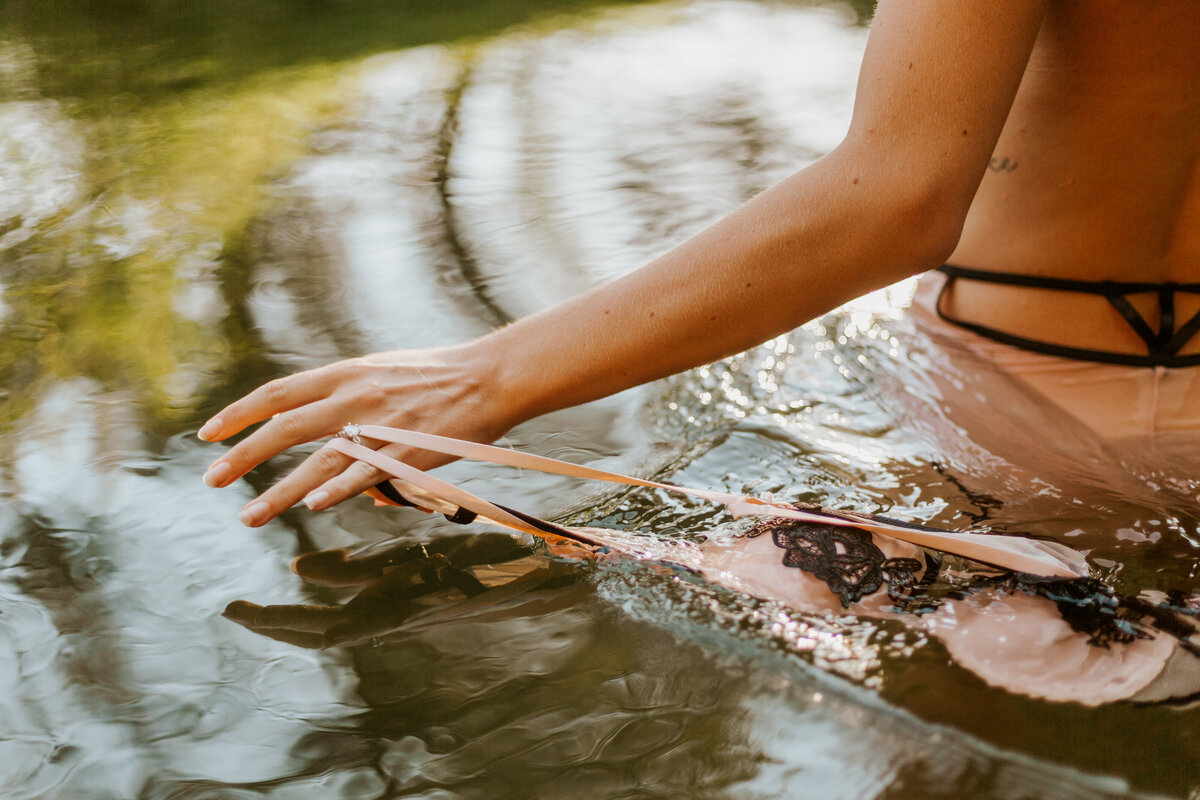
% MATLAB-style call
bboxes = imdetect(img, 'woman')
[203,0,1200,700]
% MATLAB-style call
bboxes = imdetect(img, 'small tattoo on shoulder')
[988,157,1018,173]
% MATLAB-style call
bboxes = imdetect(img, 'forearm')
[202,0,1044,528]
[478,146,960,423]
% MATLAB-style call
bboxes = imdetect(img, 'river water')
[2,1,1198,797]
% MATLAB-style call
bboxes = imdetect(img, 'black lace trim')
[750,518,924,608]
[748,511,1200,655]
[974,574,1200,654]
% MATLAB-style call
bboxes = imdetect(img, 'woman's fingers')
[203,397,349,489]
[231,435,462,526]
[198,361,351,443]
[237,442,379,526]
[291,548,387,586]
[197,348,492,521]
[301,457,393,512]
[223,600,342,648]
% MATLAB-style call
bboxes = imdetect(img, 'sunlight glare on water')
[1,1,1198,797]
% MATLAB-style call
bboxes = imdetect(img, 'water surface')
[2,2,1198,797]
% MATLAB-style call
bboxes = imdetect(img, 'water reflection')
[2,0,1199,797]
[2,382,359,798]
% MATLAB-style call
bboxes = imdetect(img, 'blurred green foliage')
[0,0,874,437]
[1,0,677,435]
[2,0,657,106]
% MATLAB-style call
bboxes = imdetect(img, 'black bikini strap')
[1159,285,1176,347]
[375,479,419,507]
[1103,285,1200,359]
[374,479,479,525]
[1104,293,1160,351]
[1168,307,1200,355]
[933,266,1200,368]
[374,479,577,534]
[937,264,1200,295]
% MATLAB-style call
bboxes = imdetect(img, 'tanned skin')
[197,0,1199,529]
[947,0,1200,355]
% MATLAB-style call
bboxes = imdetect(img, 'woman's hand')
[199,342,519,527]
[200,0,1051,529]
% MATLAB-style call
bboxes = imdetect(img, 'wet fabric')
[912,271,1200,442]
[332,424,1087,578]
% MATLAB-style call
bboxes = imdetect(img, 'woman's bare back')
[947,0,1200,354]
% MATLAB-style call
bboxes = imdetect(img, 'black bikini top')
[935,263,1200,368]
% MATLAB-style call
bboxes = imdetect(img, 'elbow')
[827,140,973,275]
[884,176,970,272]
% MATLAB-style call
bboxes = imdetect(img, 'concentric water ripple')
[2,2,1197,797]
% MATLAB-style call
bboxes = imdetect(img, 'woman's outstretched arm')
[201,0,1048,527]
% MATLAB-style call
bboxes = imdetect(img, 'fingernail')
[198,417,223,442]
[239,501,270,527]
[304,491,329,511]
[203,461,232,488]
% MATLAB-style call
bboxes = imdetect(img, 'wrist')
[454,332,544,432]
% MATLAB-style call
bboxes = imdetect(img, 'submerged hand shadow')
[224,533,590,649]
[224,522,1200,708]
